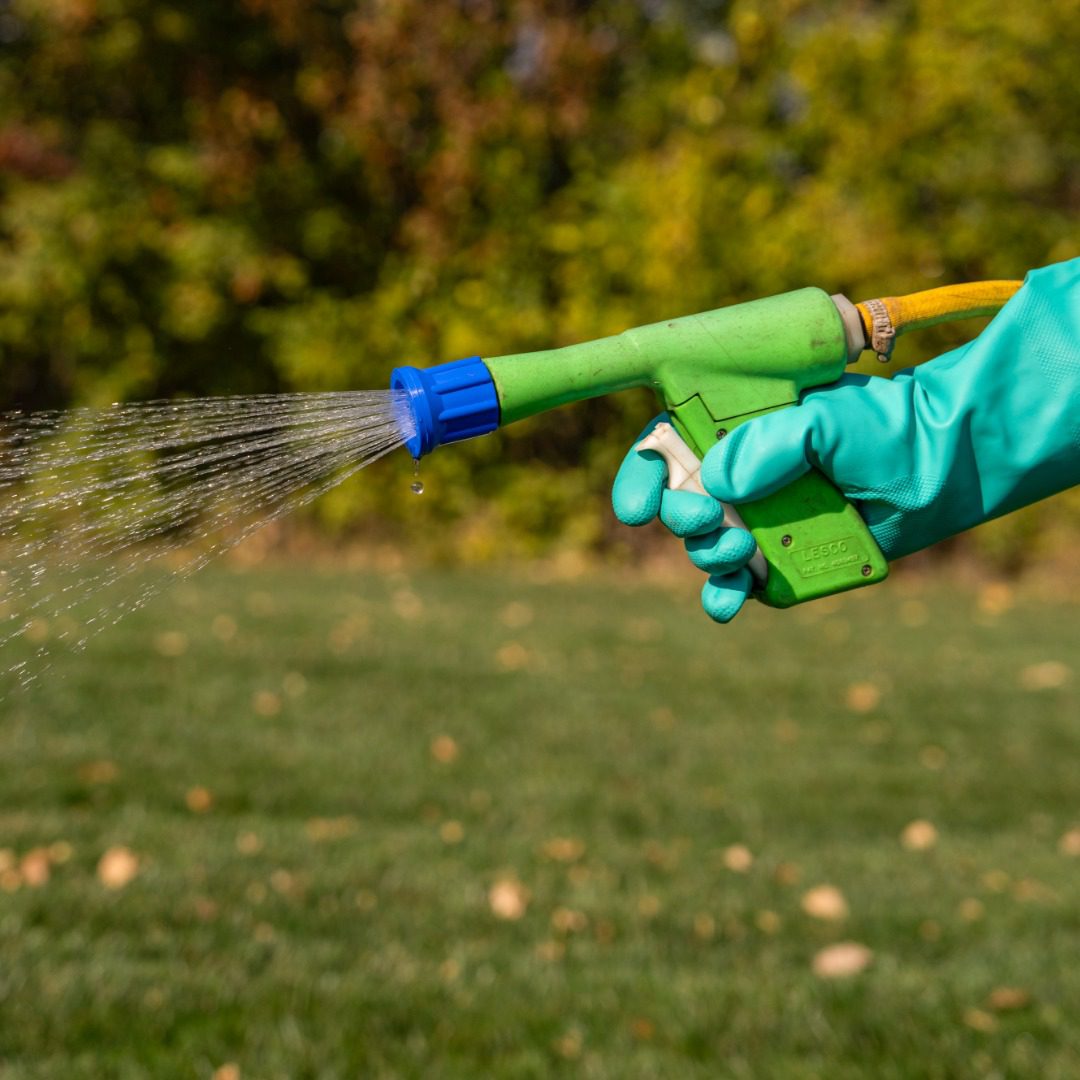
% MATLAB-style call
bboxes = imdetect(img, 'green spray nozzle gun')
[391,280,1019,608]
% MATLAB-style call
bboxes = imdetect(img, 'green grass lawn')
[0,558,1078,1078]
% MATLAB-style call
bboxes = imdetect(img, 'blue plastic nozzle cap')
[390,356,500,458]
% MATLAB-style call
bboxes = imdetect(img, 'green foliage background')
[2,0,1079,561]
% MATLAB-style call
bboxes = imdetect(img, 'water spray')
[0,391,410,690]
[392,280,1019,608]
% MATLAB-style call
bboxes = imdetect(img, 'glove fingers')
[701,569,753,624]
[659,488,728,538]
[684,525,758,574]
[701,409,817,503]
[612,414,670,526]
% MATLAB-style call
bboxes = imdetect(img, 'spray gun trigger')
[638,422,768,584]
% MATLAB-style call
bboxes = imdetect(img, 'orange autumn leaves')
[849,658,1073,700]
[475,805,1080,985]
[488,878,530,921]
[488,835,587,923]
[0,842,72,891]
[97,846,140,890]
[1,843,140,892]
[482,853,878,980]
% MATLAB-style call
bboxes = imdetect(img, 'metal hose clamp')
[863,298,895,363]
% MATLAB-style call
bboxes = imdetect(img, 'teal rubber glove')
[612,257,1080,622]
[612,413,758,622]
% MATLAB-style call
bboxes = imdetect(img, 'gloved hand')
[612,257,1080,622]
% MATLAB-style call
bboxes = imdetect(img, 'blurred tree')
[1,0,1078,560]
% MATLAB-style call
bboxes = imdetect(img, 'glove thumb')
[701,405,825,504]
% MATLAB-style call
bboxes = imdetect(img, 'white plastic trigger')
[638,421,768,584]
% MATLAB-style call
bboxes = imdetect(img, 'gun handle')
[737,468,888,607]
[638,421,769,582]
[640,420,885,606]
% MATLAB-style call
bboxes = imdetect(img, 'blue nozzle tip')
[389,365,435,458]
[390,356,499,458]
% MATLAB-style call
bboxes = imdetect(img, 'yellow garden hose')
[855,280,1022,361]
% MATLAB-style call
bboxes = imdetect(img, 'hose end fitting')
[390,356,500,458]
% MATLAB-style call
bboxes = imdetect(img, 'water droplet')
[410,481,424,495]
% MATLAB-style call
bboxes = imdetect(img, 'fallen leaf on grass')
[1012,878,1054,903]
[20,848,50,887]
[439,820,464,844]
[489,878,528,920]
[1058,828,1080,856]
[693,913,716,940]
[755,910,782,934]
[541,837,585,862]
[495,641,530,671]
[987,986,1031,1012]
[978,582,1014,616]
[637,894,662,918]
[194,896,219,921]
[963,1008,998,1033]
[270,869,297,896]
[919,745,948,770]
[252,690,281,717]
[722,844,753,872]
[154,630,188,657]
[535,939,565,962]
[900,819,938,851]
[650,706,676,730]
[644,840,675,869]
[801,884,848,921]
[551,907,587,933]
[553,1030,582,1059]
[185,786,213,813]
[235,832,262,855]
[97,846,139,890]
[958,898,985,922]
[79,760,119,784]
[774,719,800,743]
[773,862,801,887]
[430,734,459,764]
[845,682,881,713]
[1019,661,1070,691]
[305,817,356,842]
[812,942,873,978]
